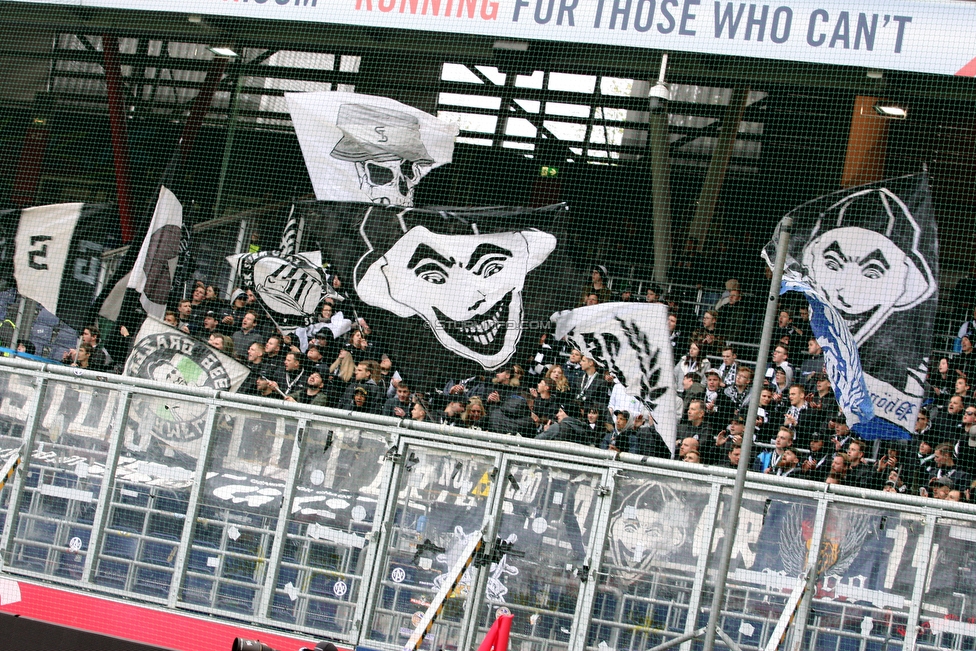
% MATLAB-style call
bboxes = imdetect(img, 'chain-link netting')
[1,1,976,648]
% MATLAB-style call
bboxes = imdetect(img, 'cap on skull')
[331,104,434,164]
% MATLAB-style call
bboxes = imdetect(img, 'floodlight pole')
[701,216,792,651]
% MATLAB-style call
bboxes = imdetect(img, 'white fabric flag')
[127,186,183,319]
[286,91,458,206]
[13,203,84,317]
[552,302,681,453]
[124,317,250,393]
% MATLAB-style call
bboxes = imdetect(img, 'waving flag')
[763,172,938,439]
[286,92,458,206]
[551,302,680,452]
[12,203,110,331]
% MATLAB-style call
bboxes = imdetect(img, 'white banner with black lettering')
[10,0,976,77]
[13,203,83,319]
[552,302,680,451]
[124,317,250,393]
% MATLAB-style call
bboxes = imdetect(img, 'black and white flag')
[124,317,250,393]
[763,172,938,439]
[226,206,343,334]
[127,186,184,320]
[12,202,109,330]
[552,302,680,452]
[299,202,574,386]
[286,92,458,206]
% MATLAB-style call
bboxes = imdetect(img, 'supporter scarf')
[764,172,938,439]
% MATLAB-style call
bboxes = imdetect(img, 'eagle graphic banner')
[763,172,938,439]
[286,91,458,207]
[295,201,574,388]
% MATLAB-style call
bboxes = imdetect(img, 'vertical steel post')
[903,510,938,650]
[647,53,672,286]
[702,217,792,651]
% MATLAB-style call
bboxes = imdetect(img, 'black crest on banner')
[297,201,574,386]
[228,207,342,333]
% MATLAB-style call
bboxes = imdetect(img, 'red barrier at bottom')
[0,576,325,651]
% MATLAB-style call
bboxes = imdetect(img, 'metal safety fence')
[0,357,974,651]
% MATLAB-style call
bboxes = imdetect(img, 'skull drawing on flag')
[286,91,458,207]
[331,104,434,206]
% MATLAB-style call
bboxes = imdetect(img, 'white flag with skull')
[286,91,458,206]
[552,302,681,453]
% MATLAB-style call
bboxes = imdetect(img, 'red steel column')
[102,35,135,244]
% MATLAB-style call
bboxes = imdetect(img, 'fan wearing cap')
[578,265,614,306]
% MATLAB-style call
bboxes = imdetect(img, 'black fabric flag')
[294,202,575,388]
[11,202,113,331]
[763,172,938,438]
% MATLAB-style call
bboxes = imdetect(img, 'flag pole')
[701,216,792,651]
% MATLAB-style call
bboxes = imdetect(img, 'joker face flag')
[552,302,680,449]
[763,172,938,438]
[298,202,572,384]
[286,92,458,206]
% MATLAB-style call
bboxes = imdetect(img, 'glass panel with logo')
[476,460,606,651]
[366,442,498,651]
[268,423,390,638]
[587,473,713,651]
[92,392,209,599]
[0,371,36,535]
[7,379,120,580]
[917,515,976,651]
[179,406,297,616]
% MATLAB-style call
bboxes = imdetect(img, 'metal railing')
[0,356,974,651]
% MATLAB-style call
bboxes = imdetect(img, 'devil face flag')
[763,172,938,439]
[286,92,458,207]
[299,202,573,386]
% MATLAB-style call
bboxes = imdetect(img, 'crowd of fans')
[26,264,976,504]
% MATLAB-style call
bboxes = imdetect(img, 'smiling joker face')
[800,187,934,345]
[357,226,556,369]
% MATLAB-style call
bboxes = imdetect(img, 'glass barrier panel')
[917,516,976,651]
[268,423,390,636]
[91,392,208,599]
[366,442,498,651]
[475,460,605,651]
[705,490,821,649]
[179,406,298,616]
[801,502,921,651]
[7,379,120,580]
[586,473,714,650]
[0,371,36,534]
